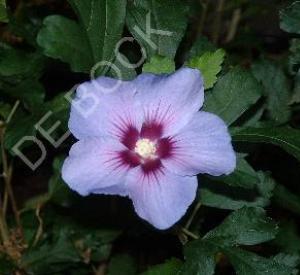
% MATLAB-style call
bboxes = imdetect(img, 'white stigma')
[134,138,157,159]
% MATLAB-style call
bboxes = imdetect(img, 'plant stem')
[32,204,43,247]
[198,0,209,35]
[1,134,22,235]
[181,228,199,240]
[0,101,23,236]
[184,202,202,230]
[225,8,241,43]
[3,163,22,234]
[6,101,20,124]
[2,188,8,218]
[0,208,9,243]
[212,0,226,44]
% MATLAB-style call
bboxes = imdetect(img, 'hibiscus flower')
[62,68,236,229]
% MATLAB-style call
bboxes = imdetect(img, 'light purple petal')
[126,167,198,230]
[162,111,236,176]
[69,77,142,140]
[62,137,128,196]
[93,184,128,197]
[133,67,204,136]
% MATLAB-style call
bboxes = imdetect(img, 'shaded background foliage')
[0,0,300,274]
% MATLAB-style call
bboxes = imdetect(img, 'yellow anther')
[134,138,157,159]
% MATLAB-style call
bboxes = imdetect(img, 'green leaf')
[3,79,45,113]
[0,49,46,116]
[181,224,283,275]
[188,36,216,60]
[0,102,11,120]
[204,207,278,246]
[252,60,291,123]
[187,49,225,89]
[210,154,258,189]
[203,155,272,209]
[274,222,300,254]
[80,230,121,262]
[57,223,121,263]
[0,0,8,23]
[241,103,265,127]
[67,0,126,63]
[42,92,71,138]
[232,127,300,162]
[180,240,217,275]
[143,55,175,74]
[126,0,188,59]
[203,67,263,125]
[45,93,70,116]
[273,253,300,270]
[289,68,300,105]
[107,53,137,80]
[48,156,75,207]
[290,69,300,104]
[37,15,93,73]
[8,4,44,46]
[200,171,275,210]
[4,111,38,150]
[108,254,138,275]
[273,184,300,215]
[4,92,70,155]
[21,210,41,244]
[180,207,289,275]
[280,1,300,34]
[181,235,293,275]
[21,230,81,274]
[225,247,296,275]
[142,258,182,275]
[0,48,44,78]
[38,0,127,73]
[288,39,300,75]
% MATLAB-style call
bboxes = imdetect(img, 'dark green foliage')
[280,1,300,34]
[203,67,263,125]
[252,60,291,123]
[37,0,127,74]
[108,254,138,275]
[0,1,300,275]
[180,208,294,275]
[126,0,188,59]
[232,127,300,162]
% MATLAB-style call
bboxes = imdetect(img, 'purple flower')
[62,68,236,230]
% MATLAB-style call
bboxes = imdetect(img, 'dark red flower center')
[119,122,175,174]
